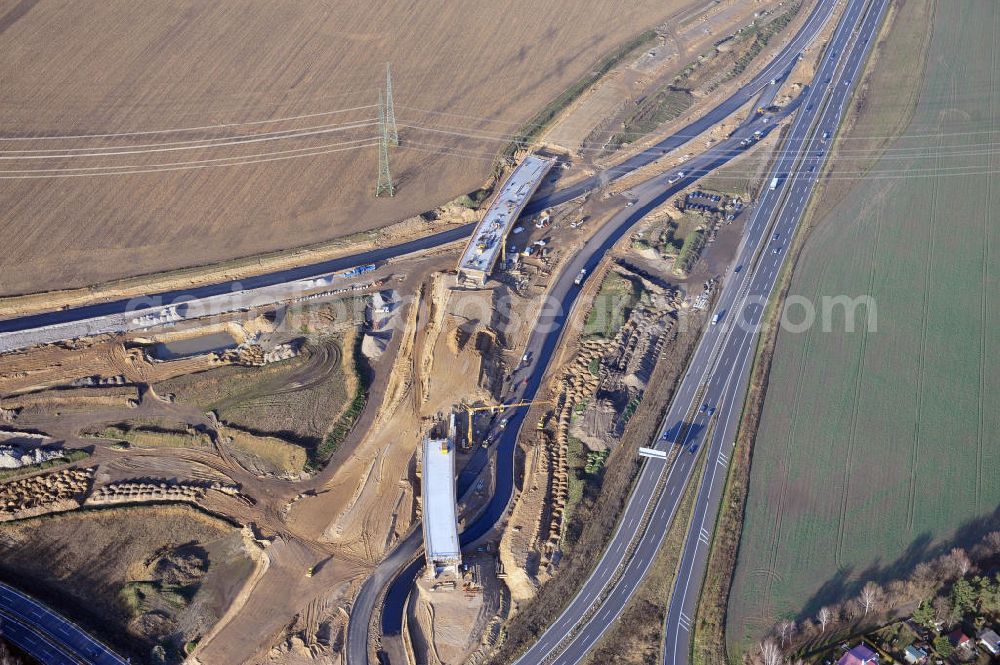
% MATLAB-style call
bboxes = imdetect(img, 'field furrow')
[907,136,940,533]
[727,1,1000,653]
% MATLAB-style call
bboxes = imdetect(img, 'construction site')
[0,144,757,663]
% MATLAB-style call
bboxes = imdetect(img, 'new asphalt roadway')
[366,104,795,656]
[0,0,836,352]
[510,0,889,663]
[0,1,843,661]
[346,6,852,662]
[0,582,128,665]
[521,0,838,215]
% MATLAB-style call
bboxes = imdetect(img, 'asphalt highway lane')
[349,105,792,665]
[0,3,868,665]
[0,1,837,346]
[0,582,128,665]
[523,0,839,215]
[662,3,890,664]
[514,0,889,663]
[348,2,844,658]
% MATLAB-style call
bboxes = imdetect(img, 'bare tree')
[777,620,796,647]
[817,606,832,633]
[909,561,938,596]
[859,581,883,615]
[758,639,782,665]
[933,595,953,625]
[798,618,818,641]
[954,548,972,577]
[938,548,972,581]
[887,579,910,609]
[842,598,863,621]
[982,531,1000,556]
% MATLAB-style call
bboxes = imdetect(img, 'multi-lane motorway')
[523,0,838,214]
[345,102,794,665]
[662,2,889,663]
[512,0,889,663]
[346,3,857,662]
[0,1,872,663]
[0,582,128,665]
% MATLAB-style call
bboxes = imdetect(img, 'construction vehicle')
[339,264,376,278]
[462,399,552,448]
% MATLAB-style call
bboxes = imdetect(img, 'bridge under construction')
[457,155,555,286]
[421,415,461,578]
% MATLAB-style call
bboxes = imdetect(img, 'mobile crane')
[461,399,552,449]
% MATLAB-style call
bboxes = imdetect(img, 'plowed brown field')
[0,0,692,295]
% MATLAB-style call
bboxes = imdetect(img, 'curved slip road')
[346,4,847,663]
[0,582,128,665]
[511,0,889,663]
[348,112,787,664]
[0,3,840,662]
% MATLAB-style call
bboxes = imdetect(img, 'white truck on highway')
[770,176,780,190]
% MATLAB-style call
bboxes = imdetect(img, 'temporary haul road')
[347,3,855,663]
[0,0,850,662]
[512,0,889,664]
[662,2,889,664]
[365,104,797,665]
[0,0,837,354]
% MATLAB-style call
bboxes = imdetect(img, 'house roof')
[904,644,927,656]
[948,629,972,646]
[838,644,878,665]
[979,628,1000,643]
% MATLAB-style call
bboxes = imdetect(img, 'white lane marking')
[515,7,873,662]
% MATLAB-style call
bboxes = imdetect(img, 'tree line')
[745,530,1000,665]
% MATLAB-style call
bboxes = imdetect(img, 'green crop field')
[727,1,1000,653]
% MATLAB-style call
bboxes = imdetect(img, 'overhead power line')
[376,90,395,197]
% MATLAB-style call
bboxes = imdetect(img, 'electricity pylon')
[385,63,399,147]
[376,90,395,197]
